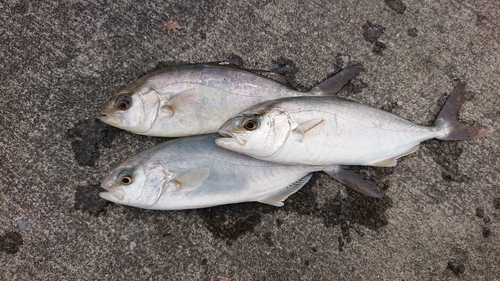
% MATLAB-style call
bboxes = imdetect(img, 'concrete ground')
[1,0,499,280]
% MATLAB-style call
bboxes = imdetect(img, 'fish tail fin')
[311,65,363,96]
[324,166,384,198]
[434,83,489,140]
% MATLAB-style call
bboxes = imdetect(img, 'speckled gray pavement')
[1,0,499,280]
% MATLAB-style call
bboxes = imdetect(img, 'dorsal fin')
[245,70,290,85]
[258,174,312,206]
[205,61,244,68]
[205,61,292,86]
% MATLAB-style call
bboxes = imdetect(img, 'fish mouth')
[99,114,116,126]
[99,183,125,202]
[99,191,122,203]
[217,129,232,138]
[216,129,248,149]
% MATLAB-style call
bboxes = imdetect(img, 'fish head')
[100,83,161,134]
[216,104,291,158]
[100,160,172,208]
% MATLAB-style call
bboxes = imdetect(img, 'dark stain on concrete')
[262,232,274,247]
[270,57,301,90]
[74,184,109,215]
[493,197,500,209]
[476,13,487,26]
[67,119,119,166]
[407,27,418,37]
[372,41,387,55]
[338,235,346,252]
[475,207,484,218]
[343,78,368,97]
[294,173,391,250]
[282,177,319,216]
[384,0,406,14]
[362,22,387,55]
[321,189,391,231]
[362,21,385,44]
[0,231,23,254]
[447,259,465,275]
[226,54,245,67]
[425,140,469,182]
[381,101,399,113]
[476,206,492,238]
[482,227,491,238]
[357,166,394,195]
[197,203,275,244]
[197,171,391,245]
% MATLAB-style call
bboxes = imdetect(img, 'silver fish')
[216,83,489,166]
[99,135,384,210]
[99,63,361,137]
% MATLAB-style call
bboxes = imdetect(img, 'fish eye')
[243,118,259,131]
[119,174,133,185]
[116,95,132,110]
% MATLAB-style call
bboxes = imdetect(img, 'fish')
[99,62,362,137]
[99,135,384,210]
[216,83,489,166]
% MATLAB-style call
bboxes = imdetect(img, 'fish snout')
[99,182,125,201]
[216,129,248,148]
[217,129,232,138]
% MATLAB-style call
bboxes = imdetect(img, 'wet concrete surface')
[1,0,499,280]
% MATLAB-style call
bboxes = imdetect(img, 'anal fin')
[258,174,313,206]
[371,145,420,167]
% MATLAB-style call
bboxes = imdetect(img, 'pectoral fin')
[294,119,325,140]
[163,88,198,117]
[324,166,384,198]
[371,145,420,167]
[174,167,211,193]
[258,174,312,206]
[161,105,174,116]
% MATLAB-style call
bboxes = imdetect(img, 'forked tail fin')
[434,83,489,140]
